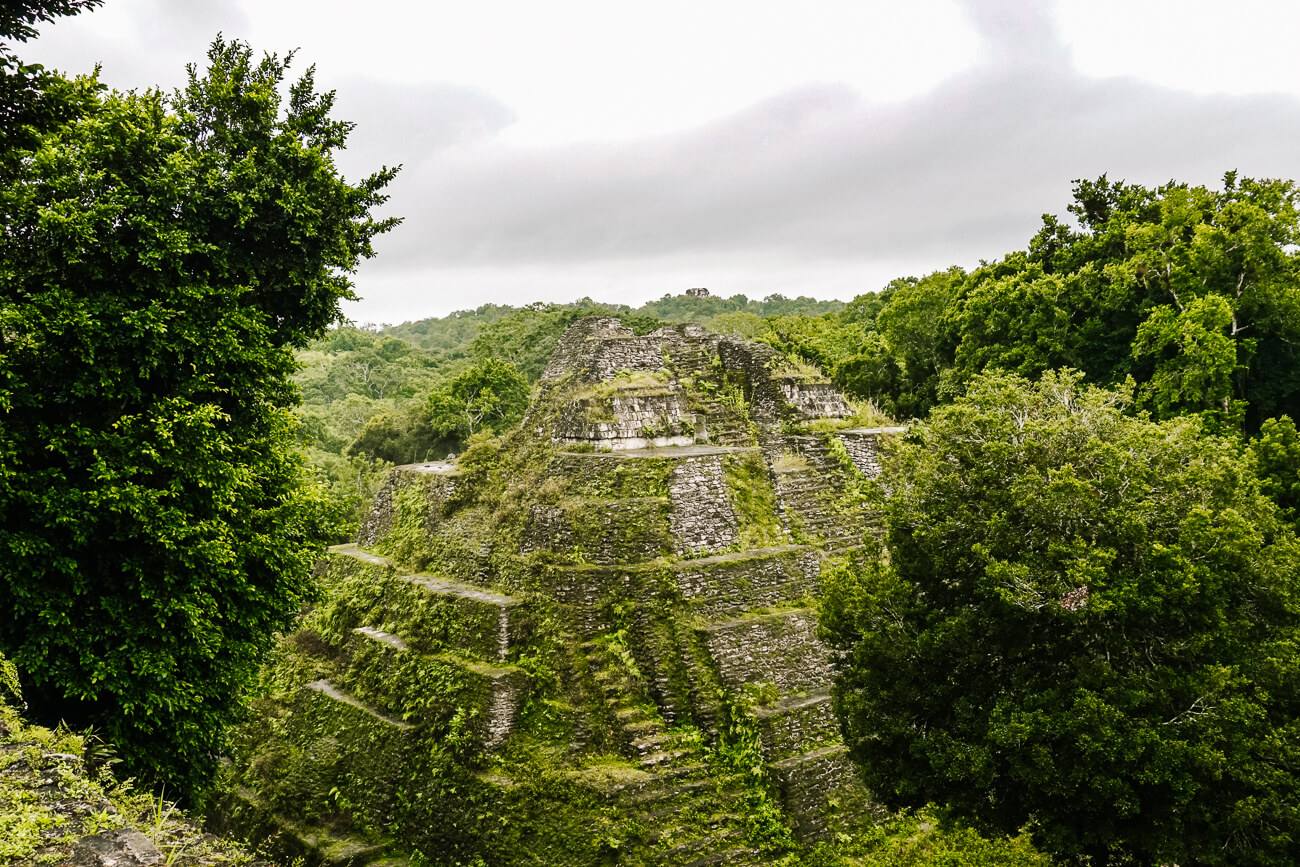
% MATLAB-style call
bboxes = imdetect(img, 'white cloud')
[22,0,1300,323]
[1056,0,1300,96]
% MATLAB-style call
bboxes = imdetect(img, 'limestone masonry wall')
[755,691,839,761]
[781,380,851,419]
[835,427,907,479]
[668,454,740,555]
[552,391,695,449]
[541,317,664,383]
[672,548,820,618]
[698,609,834,694]
[221,316,889,865]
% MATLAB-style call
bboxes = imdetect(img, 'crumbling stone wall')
[358,461,459,546]
[835,428,907,479]
[755,692,839,761]
[552,391,695,449]
[672,548,820,618]
[697,609,834,694]
[668,454,740,555]
[716,340,788,423]
[771,747,876,841]
[541,317,664,383]
[780,381,851,419]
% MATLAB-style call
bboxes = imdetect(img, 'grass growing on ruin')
[724,453,784,548]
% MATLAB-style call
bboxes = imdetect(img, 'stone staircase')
[581,638,691,769]
[770,435,869,553]
[613,764,758,867]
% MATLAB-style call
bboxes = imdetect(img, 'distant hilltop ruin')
[215,317,904,866]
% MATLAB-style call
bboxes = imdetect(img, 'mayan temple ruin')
[214,317,904,865]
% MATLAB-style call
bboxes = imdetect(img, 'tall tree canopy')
[0,34,398,796]
[822,371,1300,866]
[788,175,1300,434]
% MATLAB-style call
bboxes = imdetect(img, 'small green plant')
[767,354,825,380]
[772,450,813,474]
[0,653,20,703]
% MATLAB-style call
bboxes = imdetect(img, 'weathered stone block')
[770,746,875,843]
[696,609,833,695]
[754,690,840,761]
[779,380,851,419]
[672,547,820,617]
[835,427,907,479]
[669,454,740,555]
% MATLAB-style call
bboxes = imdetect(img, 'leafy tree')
[426,358,530,446]
[875,269,964,417]
[823,371,1300,866]
[0,36,397,797]
[948,174,1300,431]
[1130,293,1244,427]
[0,1,103,163]
[348,403,449,465]
[1253,415,1300,522]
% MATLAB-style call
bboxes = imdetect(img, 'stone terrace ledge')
[558,444,757,459]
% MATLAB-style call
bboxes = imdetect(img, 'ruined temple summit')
[219,318,903,866]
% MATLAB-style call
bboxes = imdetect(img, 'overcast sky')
[23,0,1300,324]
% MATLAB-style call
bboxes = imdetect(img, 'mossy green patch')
[724,453,783,548]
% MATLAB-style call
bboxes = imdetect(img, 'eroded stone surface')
[0,710,267,867]
[220,317,905,864]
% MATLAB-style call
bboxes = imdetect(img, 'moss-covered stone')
[0,696,269,866]
[214,318,917,866]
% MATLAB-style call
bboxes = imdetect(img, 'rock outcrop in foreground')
[215,318,903,866]
[0,696,264,867]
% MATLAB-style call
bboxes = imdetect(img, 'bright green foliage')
[1131,293,1243,426]
[1253,415,1300,522]
[874,269,964,416]
[293,326,451,516]
[955,174,1300,431]
[426,358,530,445]
[0,37,396,797]
[0,2,103,165]
[0,652,19,703]
[822,371,1300,866]
[773,174,1300,435]
[847,810,1051,867]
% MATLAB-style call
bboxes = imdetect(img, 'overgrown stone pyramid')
[215,317,903,866]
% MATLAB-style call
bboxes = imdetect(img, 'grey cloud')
[960,0,1072,70]
[353,0,1299,288]
[148,0,250,44]
[27,0,247,89]
[330,78,516,180]
[365,63,1300,279]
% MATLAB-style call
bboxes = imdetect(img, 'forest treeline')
[298,292,847,524]
[305,172,1300,533]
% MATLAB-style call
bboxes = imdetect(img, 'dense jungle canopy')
[2,3,1299,863]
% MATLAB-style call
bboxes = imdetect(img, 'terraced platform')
[217,317,900,866]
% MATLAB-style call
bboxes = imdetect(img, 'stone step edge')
[340,632,525,679]
[769,744,849,772]
[549,544,817,575]
[557,444,759,460]
[328,544,521,608]
[305,679,412,730]
[696,606,817,634]
[752,687,832,719]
